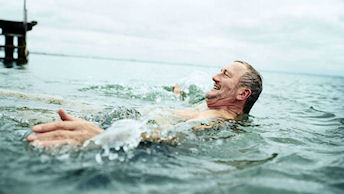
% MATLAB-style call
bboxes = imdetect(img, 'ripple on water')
[267,137,306,146]
[301,106,336,118]
[276,152,315,166]
[214,153,278,170]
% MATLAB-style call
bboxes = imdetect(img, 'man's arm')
[27,109,174,147]
[27,109,104,147]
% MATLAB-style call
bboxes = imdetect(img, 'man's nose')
[212,73,221,82]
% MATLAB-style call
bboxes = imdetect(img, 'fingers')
[32,139,79,147]
[28,130,82,147]
[58,109,80,121]
[27,130,75,142]
[32,121,81,133]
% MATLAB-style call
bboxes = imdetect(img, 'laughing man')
[27,61,262,146]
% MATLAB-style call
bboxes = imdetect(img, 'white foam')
[83,119,145,157]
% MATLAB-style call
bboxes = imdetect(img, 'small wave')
[79,84,179,103]
[0,88,89,106]
[78,84,125,92]
[303,106,336,118]
[267,137,306,146]
[214,153,278,170]
[293,106,339,127]
[276,153,315,167]
[78,83,206,104]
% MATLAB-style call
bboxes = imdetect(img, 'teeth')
[213,84,220,90]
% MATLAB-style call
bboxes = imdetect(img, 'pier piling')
[0,20,37,65]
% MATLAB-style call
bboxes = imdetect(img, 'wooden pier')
[0,19,37,65]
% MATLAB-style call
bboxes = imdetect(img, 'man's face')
[206,62,248,108]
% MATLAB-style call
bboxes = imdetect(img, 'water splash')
[178,70,213,92]
[85,106,141,129]
[79,81,208,105]
[78,84,179,103]
[84,119,145,163]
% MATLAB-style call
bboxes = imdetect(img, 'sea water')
[0,55,344,194]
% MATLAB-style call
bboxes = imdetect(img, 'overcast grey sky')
[1,0,344,76]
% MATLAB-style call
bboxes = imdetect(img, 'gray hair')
[235,60,263,114]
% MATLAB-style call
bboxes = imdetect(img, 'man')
[27,61,262,147]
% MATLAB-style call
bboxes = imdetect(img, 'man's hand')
[172,84,188,101]
[27,109,104,147]
[173,84,181,95]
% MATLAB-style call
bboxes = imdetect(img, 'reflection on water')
[0,56,344,194]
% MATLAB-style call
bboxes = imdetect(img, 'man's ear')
[237,88,251,101]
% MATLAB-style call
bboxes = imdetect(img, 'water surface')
[0,55,343,194]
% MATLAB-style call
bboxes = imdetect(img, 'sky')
[1,0,344,76]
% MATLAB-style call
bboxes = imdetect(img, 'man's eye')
[223,71,230,77]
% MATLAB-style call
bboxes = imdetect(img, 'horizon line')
[29,51,344,78]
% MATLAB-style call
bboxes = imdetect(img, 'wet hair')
[234,60,263,114]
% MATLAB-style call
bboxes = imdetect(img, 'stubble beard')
[206,87,237,109]
[205,90,217,100]
[206,89,224,108]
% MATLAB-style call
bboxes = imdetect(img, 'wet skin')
[206,62,249,109]
[174,62,251,120]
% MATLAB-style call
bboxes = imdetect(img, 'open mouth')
[213,83,221,90]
